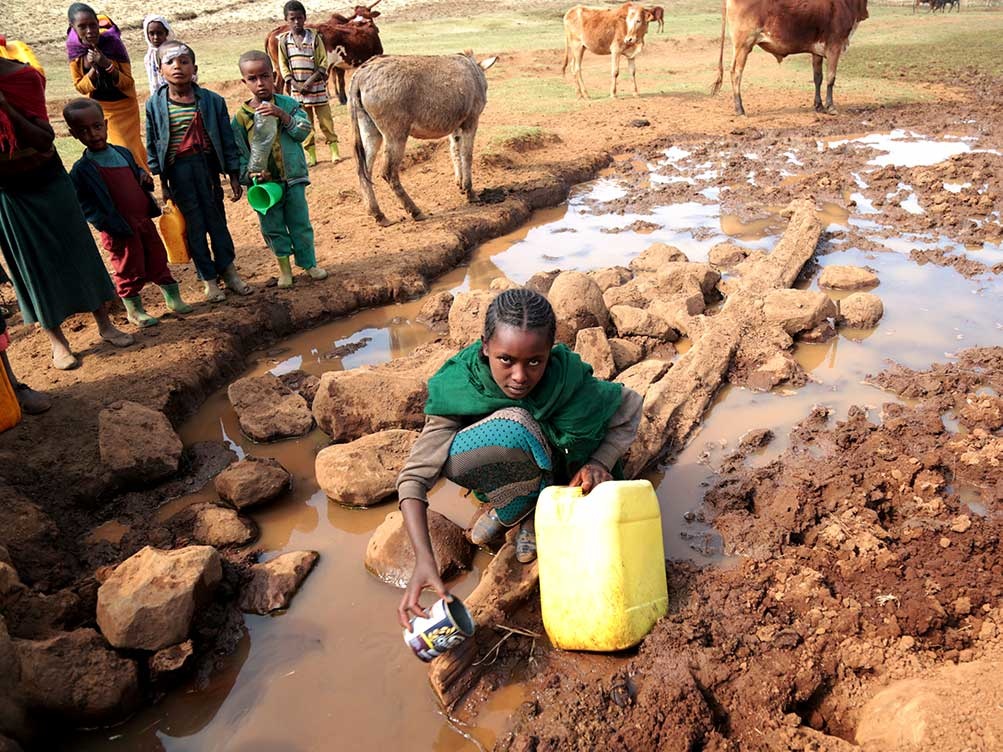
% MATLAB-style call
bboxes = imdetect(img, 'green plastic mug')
[247,180,283,215]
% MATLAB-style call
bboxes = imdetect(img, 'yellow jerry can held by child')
[158,201,190,264]
[0,362,22,433]
[536,480,668,652]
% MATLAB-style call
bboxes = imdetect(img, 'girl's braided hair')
[483,288,556,344]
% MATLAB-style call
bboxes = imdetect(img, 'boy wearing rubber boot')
[65,98,193,326]
[232,50,328,287]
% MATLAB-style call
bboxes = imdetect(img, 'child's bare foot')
[307,266,329,280]
[203,280,226,303]
[99,323,135,347]
[221,265,252,296]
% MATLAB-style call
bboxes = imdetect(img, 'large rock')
[838,292,884,329]
[316,430,419,507]
[96,546,222,651]
[856,658,1003,751]
[365,510,473,588]
[609,305,676,341]
[574,327,615,381]
[548,271,609,345]
[819,265,879,290]
[525,270,560,296]
[214,456,291,509]
[609,338,645,373]
[415,291,454,331]
[192,505,257,547]
[746,352,807,392]
[763,289,837,335]
[604,262,719,313]
[98,401,182,485]
[14,628,139,725]
[277,369,320,408]
[447,290,495,344]
[707,242,749,268]
[629,243,686,273]
[615,359,672,397]
[0,486,65,587]
[239,550,319,614]
[228,375,314,442]
[312,347,452,441]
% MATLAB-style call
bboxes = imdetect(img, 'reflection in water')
[72,137,1003,751]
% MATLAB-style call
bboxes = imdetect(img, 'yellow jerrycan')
[536,480,668,651]
[0,37,45,75]
[158,200,190,264]
[0,360,22,433]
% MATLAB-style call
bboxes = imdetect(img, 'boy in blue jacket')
[232,50,328,288]
[145,40,252,302]
[65,98,193,327]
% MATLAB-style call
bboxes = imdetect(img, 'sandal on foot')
[515,524,537,564]
[51,351,79,371]
[15,383,52,414]
[469,508,505,546]
[203,280,226,303]
[100,330,134,347]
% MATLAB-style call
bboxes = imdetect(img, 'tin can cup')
[247,181,284,215]
[402,596,475,662]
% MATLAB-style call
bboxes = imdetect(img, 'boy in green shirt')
[232,50,328,287]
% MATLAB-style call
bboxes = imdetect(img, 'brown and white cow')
[562,3,664,99]
[711,0,869,116]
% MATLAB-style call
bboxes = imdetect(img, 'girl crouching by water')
[396,288,643,627]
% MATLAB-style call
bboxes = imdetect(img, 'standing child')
[145,40,252,302]
[232,51,328,287]
[65,98,193,326]
[141,14,174,95]
[66,4,148,172]
[276,1,339,166]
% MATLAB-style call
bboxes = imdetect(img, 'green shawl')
[425,342,624,479]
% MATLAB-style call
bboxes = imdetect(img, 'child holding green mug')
[231,49,328,288]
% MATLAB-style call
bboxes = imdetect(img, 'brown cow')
[562,3,664,99]
[711,0,869,116]
[264,2,383,103]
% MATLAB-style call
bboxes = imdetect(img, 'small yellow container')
[0,38,45,75]
[536,480,668,651]
[158,201,190,264]
[0,362,22,433]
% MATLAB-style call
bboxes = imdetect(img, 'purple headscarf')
[65,13,130,63]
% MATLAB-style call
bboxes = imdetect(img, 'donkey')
[350,52,497,225]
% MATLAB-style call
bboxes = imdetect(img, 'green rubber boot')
[330,142,341,163]
[159,283,194,314]
[305,145,318,167]
[121,296,159,328]
[276,256,294,288]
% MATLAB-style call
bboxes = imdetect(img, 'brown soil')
[496,347,1003,751]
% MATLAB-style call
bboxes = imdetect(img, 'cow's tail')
[710,0,727,95]
[350,78,372,187]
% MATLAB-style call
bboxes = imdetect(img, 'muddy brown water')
[72,134,1003,751]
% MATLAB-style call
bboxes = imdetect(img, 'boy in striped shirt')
[277,1,340,166]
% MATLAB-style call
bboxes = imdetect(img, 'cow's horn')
[366,0,382,9]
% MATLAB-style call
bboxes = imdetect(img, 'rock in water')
[148,640,194,682]
[609,305,676,341]
[96,546,222,651]
[574,328,616,381]
[14,628,139,725]
[707,242,748,268]
[819,265,879,290]
[365,510,473,588]
[214,456,291,509]
[192,505,257,547]
[239,550,319,614]
[628,243,687,273]
[588,266,633,292]
[763,289,838,335]
[838,292,884,329]
[227,374,314,442]
[415,291,454,331]
[315,430,419,507]
[98,401,182,485]
[448,290,495,344]
[548,271,609,345]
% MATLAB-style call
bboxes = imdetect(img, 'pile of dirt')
[496,347,1003,751]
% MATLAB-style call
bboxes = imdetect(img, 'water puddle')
[71,129,1003,750]
[819,129,992,167]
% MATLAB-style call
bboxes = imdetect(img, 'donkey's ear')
[480,56,498,71]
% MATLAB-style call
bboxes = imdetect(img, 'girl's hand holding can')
[397,557,449,630]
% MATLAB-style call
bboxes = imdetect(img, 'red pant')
[100,218,176,298]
